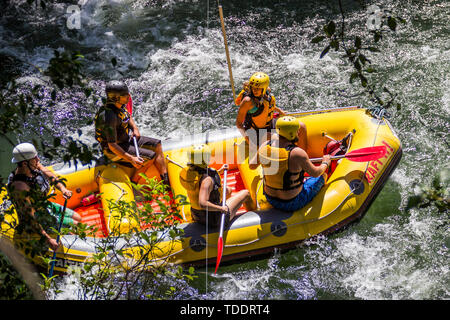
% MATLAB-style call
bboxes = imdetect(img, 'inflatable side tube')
[98,165,139,234]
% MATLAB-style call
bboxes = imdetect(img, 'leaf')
[374,32,382,43]
[359,74,368,87]
[323,20,336,38]
[330,39,339,51]
[311,36,325,44]
[367,47,380,52]
[349,72,359,84]
[387,17,397,31]
[320,45,330,59]
[354,36,362,49]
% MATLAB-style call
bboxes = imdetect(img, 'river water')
[1,0,448,300]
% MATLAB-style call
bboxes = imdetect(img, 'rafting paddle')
[133,136,140,158]
[214,167,228,274]
[310,145,387,163]
[48,198,68,278]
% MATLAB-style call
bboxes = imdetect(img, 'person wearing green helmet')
[179,144,252,227]
[235,72,307,150]
[249,116,330,212]
[7,143,81,251]
[94,80,169,185]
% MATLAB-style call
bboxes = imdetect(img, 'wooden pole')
[218,5,236,101]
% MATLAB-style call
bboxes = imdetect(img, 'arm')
[235,97,252,138]
[274,106,286,116]
[107,142,143,168]
[293,148,331,178]
[128,116,140,138]
[38,163,72,199]
[10,182,59,250]
[198,177,228,213]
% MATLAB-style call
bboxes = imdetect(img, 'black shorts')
[118,136,161,160]
[191,208,223,227]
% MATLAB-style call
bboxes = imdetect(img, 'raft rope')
[96,171,127,201]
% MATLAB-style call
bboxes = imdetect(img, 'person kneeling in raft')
[249,116,331,212]
[94,80,169,186]
[7,143,82,251]
[180,144,253,227]
[235,72,307,150]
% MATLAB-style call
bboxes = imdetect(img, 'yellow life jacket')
[258,143,304,190]
[235,89,277,130]
[179,166,223,211]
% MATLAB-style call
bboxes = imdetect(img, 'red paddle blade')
[345,146,387,162]
[214,237,224,274]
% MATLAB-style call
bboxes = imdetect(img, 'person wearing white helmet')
[7,143,81,251]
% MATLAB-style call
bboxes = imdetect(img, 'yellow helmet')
[187,144,211,168]
[276,116,300,141]
[248,72,270,96]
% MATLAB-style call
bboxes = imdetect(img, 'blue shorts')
[265,176,325,212]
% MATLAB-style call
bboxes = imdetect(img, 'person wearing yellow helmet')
[235,72,307,149]
[179,144,252,227]
[249,116,330,212]
[94,80,169,185]
[7,143,81,251]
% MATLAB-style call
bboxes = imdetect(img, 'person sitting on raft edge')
[248,116,331,212]
[235,72,307,150]
[7,143,82,251]
[94,80,170,186]
[179,144,253,228]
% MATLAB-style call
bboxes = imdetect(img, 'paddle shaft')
[218,169,228,239]
[133,136,140,158]
[215,168,228,274]
[218,5,236,101]
[310,146,387,163]
[310,154,348,163]
[48,198,68,278]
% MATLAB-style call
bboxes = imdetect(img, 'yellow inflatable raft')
[0,107,402,273]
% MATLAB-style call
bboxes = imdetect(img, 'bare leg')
[153,143,167,176]
[225,190,251,220]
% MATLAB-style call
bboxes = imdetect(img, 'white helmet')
[11,143,38,163]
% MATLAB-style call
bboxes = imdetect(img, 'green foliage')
[58,176,196,300]
[311,1,406,110]
[0,14,195,296]
[0,253,33,299]
[405,169,449,213]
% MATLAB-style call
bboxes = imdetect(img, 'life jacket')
[179,165,223,211]
[235,88,277,130]
[7,169,51,196]
[94,103,131,147]
[258,142,304,190]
